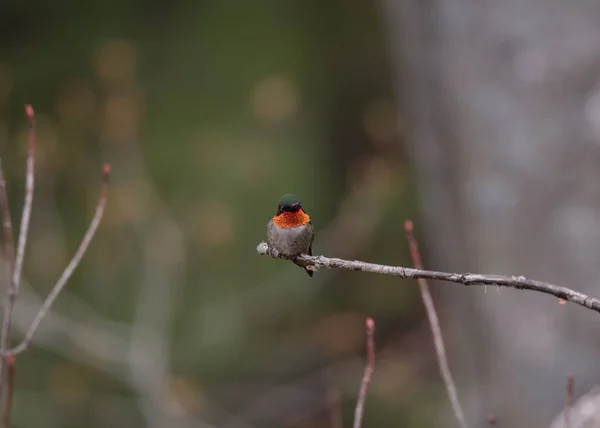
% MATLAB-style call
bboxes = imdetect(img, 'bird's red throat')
[273,210,311,228]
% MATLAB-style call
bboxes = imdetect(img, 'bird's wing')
[308,221,314,255]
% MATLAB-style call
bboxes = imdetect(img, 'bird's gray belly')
[267,224,310,256]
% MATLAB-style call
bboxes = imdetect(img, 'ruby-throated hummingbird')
[267,194,315,277]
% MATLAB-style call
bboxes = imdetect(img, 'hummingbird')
[267,194,315,277]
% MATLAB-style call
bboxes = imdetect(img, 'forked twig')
[4,164,111,356]
[405,220,468,428]
[353,317,375,428]
[0,106,110,426]
[0,105,35,396]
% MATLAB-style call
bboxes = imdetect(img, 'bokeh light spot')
[94,38,138,83]
[250,75,300,123]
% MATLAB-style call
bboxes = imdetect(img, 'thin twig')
[0,105,35,396]
[3,164,111,356]
[0,159,14,403]
[2,356,15,428]
[353,317,375,428]
[256,243,600,314]
[0,157,15,290]
[404,220,468,428]
[1,104,35,337]
[12,104,35,299]
[565,373,574,428]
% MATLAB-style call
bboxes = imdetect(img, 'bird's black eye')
[277,203,301,214]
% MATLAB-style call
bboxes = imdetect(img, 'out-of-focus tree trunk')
[382,1,600,426]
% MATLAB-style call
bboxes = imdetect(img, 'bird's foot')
[292,254,318,272]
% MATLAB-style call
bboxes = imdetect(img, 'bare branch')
[0,158,15,291]
[1,105,35,340]
[12,104,35,298]
[404,220,468,428]
[0,158,14,406]
[256,243,600,314]
[549,386,600,428]
[0,105,35,403]
[353,317,375,428]
[566,374,574,428]
[4,164,111,356]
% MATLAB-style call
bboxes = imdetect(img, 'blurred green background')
[0,1,446,427]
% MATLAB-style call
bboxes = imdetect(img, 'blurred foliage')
[0,1,442,427]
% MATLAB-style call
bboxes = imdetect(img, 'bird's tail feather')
[293,260,313,277]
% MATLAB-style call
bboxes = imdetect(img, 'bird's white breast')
[268,222,310,256]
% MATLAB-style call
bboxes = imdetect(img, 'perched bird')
[267,194,315,277]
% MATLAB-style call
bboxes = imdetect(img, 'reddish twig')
[353,317,375,428]
[0,158,15,294]
[3,164,111,356]
[11,105,35,302]
[488,414,497,427]
[0,105,35,397]
[565,373,574,428]
[0,108,109,425]
[2,356,15,428]
[0,159,14,402]
[404,220,468,428]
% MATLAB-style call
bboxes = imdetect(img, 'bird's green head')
[276,194,303,215]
